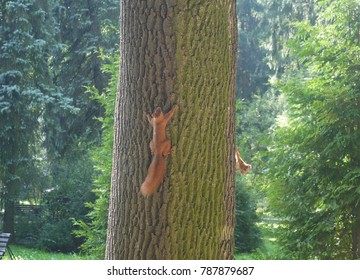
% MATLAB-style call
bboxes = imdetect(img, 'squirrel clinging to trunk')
[140,106,176,196]
[235,147,252,175]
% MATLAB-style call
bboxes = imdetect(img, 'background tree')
[268,0,360,259]
[236,0,269,101]
[234,0,317,257]
[234,175,262,253]
[0,0,119,251]
[36,0,119,251]
[106,0,237,260]
[44,0,119,159]
[0,0,59,239]
[74,52,118,258]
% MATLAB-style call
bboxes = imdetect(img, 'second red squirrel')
[235,147,252,175]
[140,106,176,196]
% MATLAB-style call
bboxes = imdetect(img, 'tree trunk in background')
[3,198,15,241]
[106,0,237,260]
[352,206,360,259]
[3,164,17,242]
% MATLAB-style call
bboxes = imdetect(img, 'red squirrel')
[235,147,252,175]
[140,106,176,196]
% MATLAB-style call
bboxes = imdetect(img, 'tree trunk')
[352,206,360,259]
[3,198,15,241]
[106,0,237,260]
[3,164,17,243]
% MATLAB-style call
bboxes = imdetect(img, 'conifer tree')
[0,0,58,237]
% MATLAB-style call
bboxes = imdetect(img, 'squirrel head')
[152,107,168,125]
[147,106,176,127]
[153,107,163,118]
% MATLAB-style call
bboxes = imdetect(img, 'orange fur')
[140,106,176,196]
[235,147,252,175]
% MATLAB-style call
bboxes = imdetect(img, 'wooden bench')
[0,233,15,260]
[15,204,43,217]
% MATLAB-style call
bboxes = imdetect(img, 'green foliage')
[236,0,316,98]
[38,154,96,252]
[267,0,360,259]
[234,1,309,241]
[236,221,285,260]
[236,0,270,100]
[37,220,76,252]
[35,1,119,252]
[259,0,316,76]
[235,176,262,253]
[0,0,119,252]
[74,51,118,259]
[0,0,59,232]
[44,0,119,159]
[234,89,286,255]
[13,155,97,253]
[14,214,43,246]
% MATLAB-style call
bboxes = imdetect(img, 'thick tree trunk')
[106,0,237,260]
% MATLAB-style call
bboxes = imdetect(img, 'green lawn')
[2,245,93,260]
[235,221,284,260]
[3,222,283,260]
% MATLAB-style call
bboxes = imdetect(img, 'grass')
[3,221,283,260]
[235,221,285,260]
[2,245,92,260]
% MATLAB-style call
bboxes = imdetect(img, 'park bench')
[0,233,15,260]
[15,204,43,217]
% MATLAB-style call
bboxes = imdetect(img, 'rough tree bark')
[106,0,237,260]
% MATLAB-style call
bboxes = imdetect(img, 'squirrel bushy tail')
[140,154,167,196]
[140,106,175,196]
